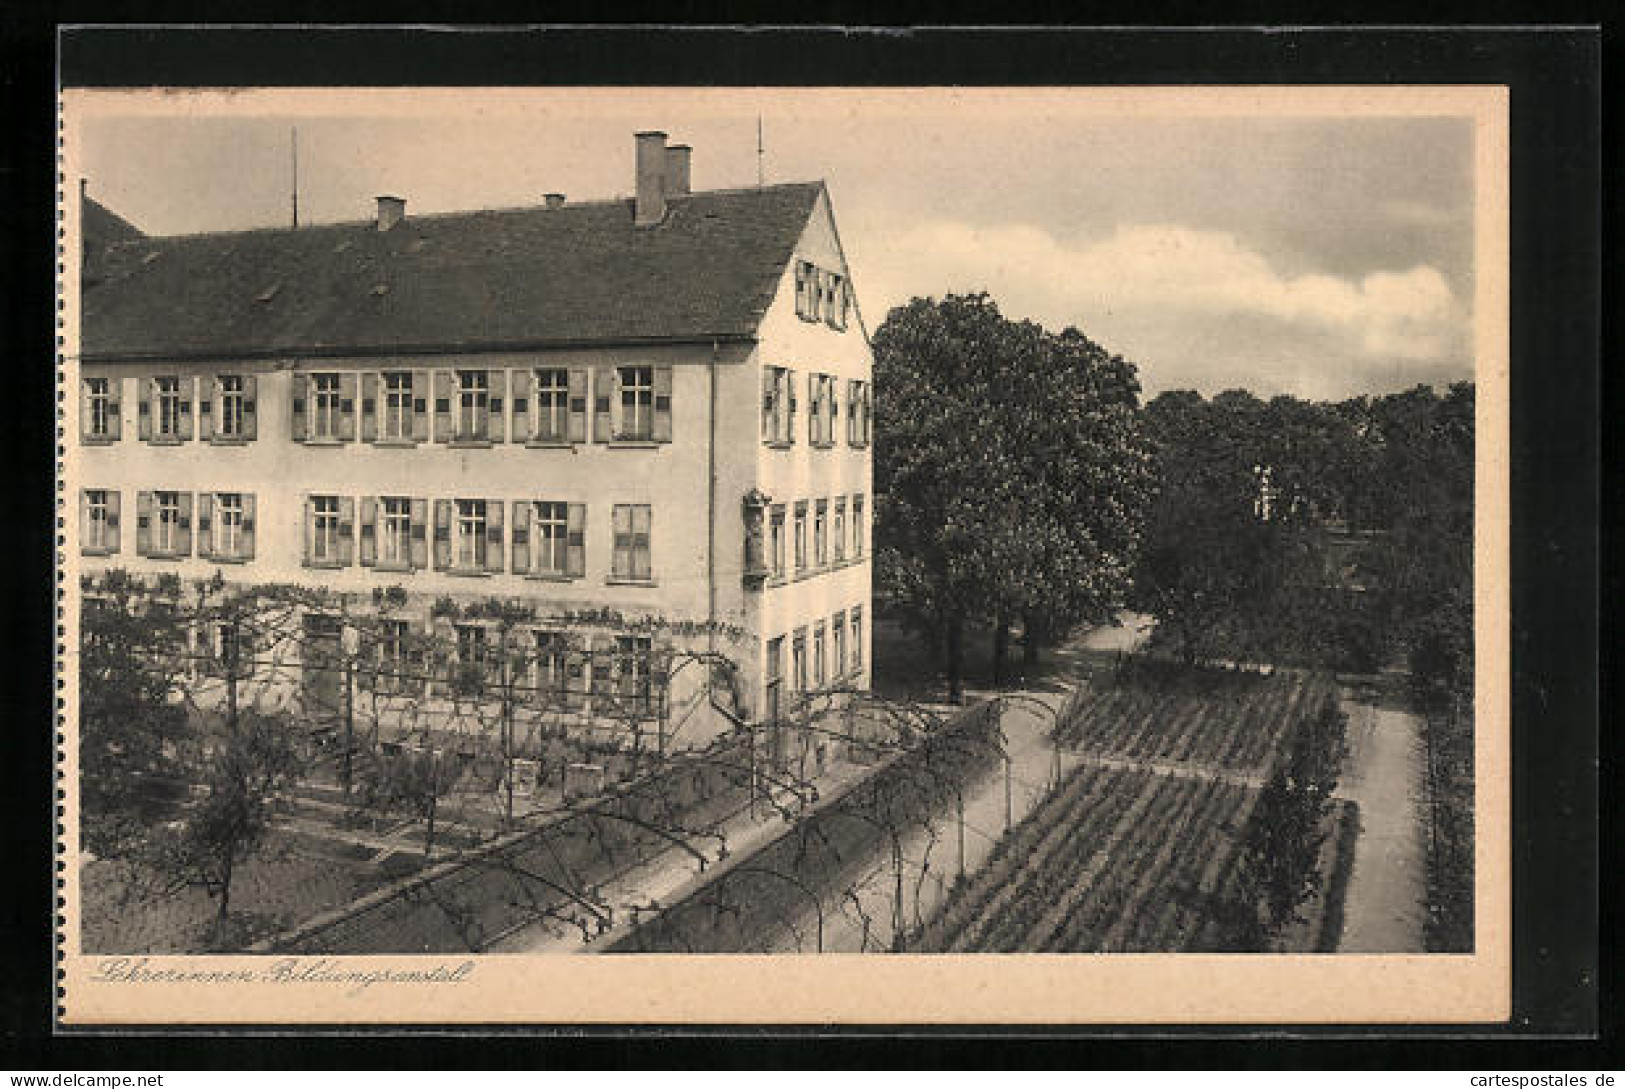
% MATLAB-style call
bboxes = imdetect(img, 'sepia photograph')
[56,82,1509,1024]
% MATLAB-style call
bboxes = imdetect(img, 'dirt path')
[1335,682,1427,952]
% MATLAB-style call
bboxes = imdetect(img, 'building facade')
[73,131,873,767]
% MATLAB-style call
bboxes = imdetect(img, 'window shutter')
[761,368,775,441]
[135,491,152,556]
[196,493,214,559]
[511,501,531,575]
[488,370,507,443]
[409,498,429,569]
[652,365,673,443]
[511,369,533,442]
[433,499,452,569]
[807,372,818,444]
[241,374,257,440]
[634,504,653,581]
[104,491,122,555]
[359,496,377,566]
[106,377,122,436]
[566,502,586,578]
[198,376,217,442]
[177,378,194,441]
[137,377,153,441]
[411,372,430,442]
[846,381,856,443]
[433,370,453,442]
[291,372,308,441]
[592,367,612,442]
[337,496,355,565]
[240,494,254,560]
[567,368,588,443]
[864,384,873,443]
[176,492,194,556]
[79,380,93,441]
[485,499,505,574]
[787,369,798,444]
[301,495,313,567]
[338,373,358,441]
[78,490,89,552]
[360,372,378,442]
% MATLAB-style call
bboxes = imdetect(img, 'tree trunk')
[945,619,965,704]
[425,794,437,860]
[992,618,1010,687]
[216,856,233,929]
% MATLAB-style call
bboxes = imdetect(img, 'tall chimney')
[375,195,405,232]
[665,144,692,197]
[634,131,667,227]
[544,193,566,209]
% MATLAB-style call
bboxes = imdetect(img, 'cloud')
[852,220,1471,391]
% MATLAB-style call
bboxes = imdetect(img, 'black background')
[3,18,1607,1067]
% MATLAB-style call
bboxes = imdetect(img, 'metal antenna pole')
[756,115,764,188]
[291,127,300,229]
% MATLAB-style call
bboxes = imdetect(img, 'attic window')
[255,282,282,303]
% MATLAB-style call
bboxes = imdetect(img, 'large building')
[74,131,874,774]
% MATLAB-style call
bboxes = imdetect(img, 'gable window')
[761,365,793,444]
[833,498,846,563]
[457,370,489,441]
[793,502,807,574]
[156,377,183,439]
[617,366,654,441]
[794,261,814,320]
[534,368,569,442]
[85,378,113,440]
[769,504,786,580]
[814,499,828,567]
[380,497,412,567]
[310,496,341,563]
[765,636,784,724]
[611,503,653,582]
[382,371,414,441]
[827,274,849,331]
[456,499,488,570]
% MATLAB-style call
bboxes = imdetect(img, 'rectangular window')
[380,496,413,567]
[85,489,111,551]
[374,619,409,694]
[456,499,488,570]
[814,500,828,567]
[457,370,489,440]
[218,375,245,438]
[86,377,111,439]
[455,624,488,692]
[833,611,847,677]
[851,607,864,670]
[617,366,654,440]
[214,492,244,558]
[769,504,786,579]
[311,495,340,562]
[311,373,341,439]
[765,636,784,724]
[534,368,569,442]
[794,502,807,573]
[611,504,653,581]
[616,635,653,713]
[156,491,183,554]
[792,629,807,696]
[853,495,865,558]
[533,501,569,576]
[834,498,846,563]
[794,261,812,320]
[813,623,826,689]
[533,630,566,697]
[382,371,414,441]
[156,376,183,438]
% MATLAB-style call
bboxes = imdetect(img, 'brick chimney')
[665,144,692,197]
[375,195,406,232]
[544,193,566,209]
[634,131,668,227]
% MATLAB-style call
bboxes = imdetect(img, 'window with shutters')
[617,366,654,441]
[85,489,112,552]
[310,373,342,439]
[828,274,849,331]
[214,493,244,558]
[794,261,812,320]
[86,378,112,440]
[382,372,413,441]
[765,636,784,724]
[218,376,245,438]
[454,623,489,695]
[852,494,865,558]
[793,501,807,574]
[156,491,183,554]
[380,497,413,568]
[813,623,826,689]
[457,370,489,441]
[833,497,846,563]
[791,628,807,697]
[311,496,341,563]
[615,635,654,715]
[532,501,569,576]
[851,606,864,670]
[814,499,828,567]
[610,504,652,582]
[456,499,488,570]
[532,630,566,700]
[156,377,183,439]
[762,365,793,445]
[534,368,568,442]
[376,618,410,695]
[769,504,786,581]
[833,611,847,676]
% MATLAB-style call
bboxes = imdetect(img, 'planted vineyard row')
[910,763,1261,953]
[1053,666,1338,773]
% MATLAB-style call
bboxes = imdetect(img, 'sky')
[73,88,1479,401]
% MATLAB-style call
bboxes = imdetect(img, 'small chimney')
[665,144,692,197]
[375,195,405,232]
[544,193,566,209]
[634,130,668,227]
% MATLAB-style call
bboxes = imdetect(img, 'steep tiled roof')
[82,182,823,361]
[83,195,145,246]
